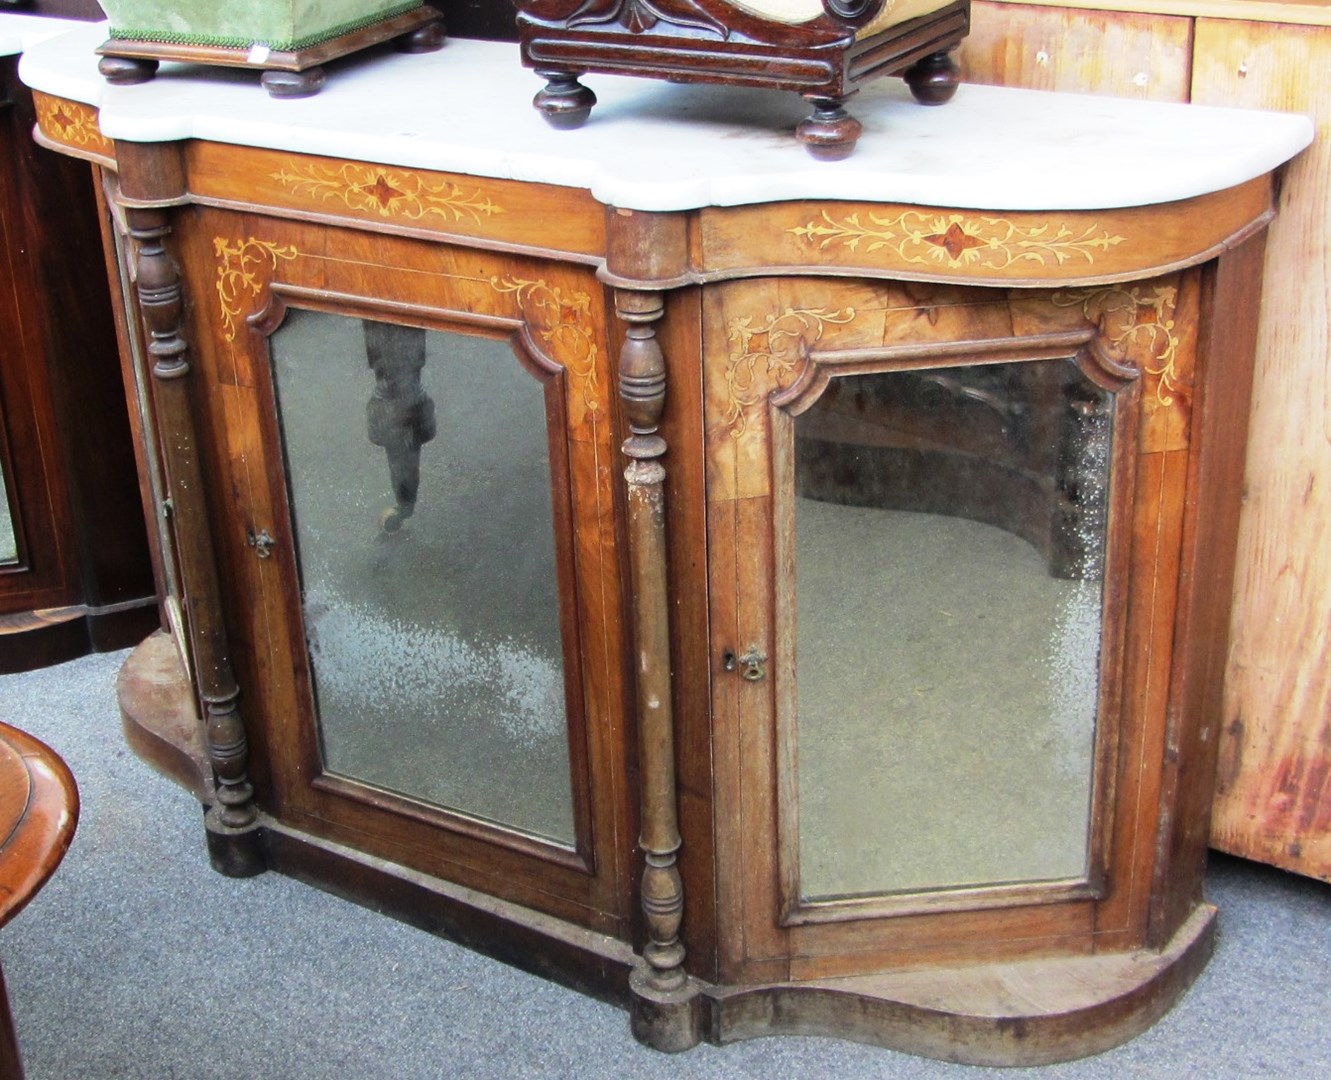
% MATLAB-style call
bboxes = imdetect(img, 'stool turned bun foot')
[797,97,864,161]
[533,71,597,130]
[905,49,962,105]
[98,55,158,85]
[260,67,328,99]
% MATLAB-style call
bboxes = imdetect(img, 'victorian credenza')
[0,13,156,672]
[20,23,1311,1065]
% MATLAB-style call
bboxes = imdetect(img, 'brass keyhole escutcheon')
[723,647,767,682]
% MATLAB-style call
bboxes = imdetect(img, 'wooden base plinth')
[117,630,213,802]
[113,634,1217,1064]
[96,9,444,97]
[703,904,1217,1066]
[204,808,267,878]
[0,600,159,675]
[629,966,703,1052]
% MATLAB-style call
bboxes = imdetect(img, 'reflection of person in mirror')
[363,320,436,534]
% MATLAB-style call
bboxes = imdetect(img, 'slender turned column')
[129,208,264,877]
[617,289,701,1052]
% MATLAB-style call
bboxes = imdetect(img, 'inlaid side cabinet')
[24,32,1309,1066]
[0,35,156,673]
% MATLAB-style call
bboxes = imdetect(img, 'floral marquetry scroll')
[788,210,1127,272]
[699,178,1275,287]
[269,160,504,224]
[723,307,856,436]
[490,276,601,416]
[214,238,300,341]
[32,93,113,161]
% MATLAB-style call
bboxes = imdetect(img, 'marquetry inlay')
[36,96,113,156]
[788,210,1127,272]
[214,238,300,341]
[490,276,600,411]
[270,160,504,224]
[724,307,856,436]
[1052,285,1182,406]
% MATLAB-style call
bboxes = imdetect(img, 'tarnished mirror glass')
[0,465,16,564]
[271,309,575,845]
[795,358,1111,900]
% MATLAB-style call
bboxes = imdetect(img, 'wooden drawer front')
[185,142,607,260]
[961,2,1192,101]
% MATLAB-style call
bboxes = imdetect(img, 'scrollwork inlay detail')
[39,99,113,155]
[490,276,601,412]
[725,307,856,437]
[214,238,300,342]
[270,161,504,224]
[1052,285,1182,405]
[788,210,1127,271]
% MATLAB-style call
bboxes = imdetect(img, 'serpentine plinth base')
[703,903,1216,1066]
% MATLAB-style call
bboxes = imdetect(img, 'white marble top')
[17,20,1314,214]
[0,13,86,57]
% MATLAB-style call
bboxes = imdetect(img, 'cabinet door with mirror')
[180,208,636,935]
[702,274,1201,979]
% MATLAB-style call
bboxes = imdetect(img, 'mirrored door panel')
[793,358,1113,902]
[270,308,576,846]
[0,466,17,565]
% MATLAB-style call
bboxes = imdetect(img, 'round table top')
[0,722,78,927]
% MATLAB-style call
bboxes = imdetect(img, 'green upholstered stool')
[95,0,446,97]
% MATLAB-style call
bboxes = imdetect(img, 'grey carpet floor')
[1,648,1328,1079]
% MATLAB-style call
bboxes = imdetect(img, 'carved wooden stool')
[0,722,79,1080]
[516,0,971,159]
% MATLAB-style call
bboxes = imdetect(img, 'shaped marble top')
[15,18,1314,214]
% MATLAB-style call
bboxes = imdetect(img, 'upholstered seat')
[731,0,957,37]
[515,0,971,159]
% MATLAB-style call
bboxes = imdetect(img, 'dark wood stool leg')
[260,67,328,99]
[98,55,159,85]
[904,49,962,105]
[796,96,864,161]
[395,17,447,53]
[533,71,597,130]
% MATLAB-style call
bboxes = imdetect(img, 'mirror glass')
[0,465,16,565]
[795,358,1112,900]
[271,309,575,846]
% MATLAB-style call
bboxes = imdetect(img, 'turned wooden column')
[617,288,700,1051]
[128,208,263,877]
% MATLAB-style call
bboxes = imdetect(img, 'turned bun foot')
[395,18,447,54]
[261,66,328,99]
[98,55,159,85]
[796,98,863,162]
[534,71,597,130]
[905,50,962,106]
